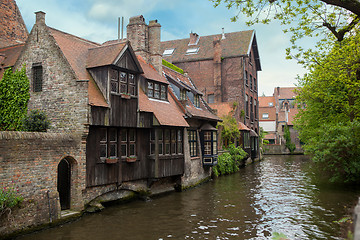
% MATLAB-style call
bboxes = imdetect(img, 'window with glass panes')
[32,64,43,92]
[147,80,167,100]
[121,129,136,157]
[203,131,217,155]
[188,130,198,157]
[150,129,183,155]
[194,95,200,108]
[99,128,118,161]
[180,89,187,100]
[110,68,137,96]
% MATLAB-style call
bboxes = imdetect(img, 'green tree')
[283,125,296,153]
[211,0,359,62]
[23,110,51,132]
[0,67,30,131]
[295,30,360,182]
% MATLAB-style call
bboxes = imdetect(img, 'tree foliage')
[23,110,51,132]
[217,114,241,146]
[295,30,360,182]
[283,125,296,153]
[0,67,30,131]
[213,144,248,176]
[211,0,359,62]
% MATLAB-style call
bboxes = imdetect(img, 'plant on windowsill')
[120,93,131,99]
[126,156,137,163]
[105,157,118,164]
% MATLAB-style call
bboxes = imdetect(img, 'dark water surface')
[18,155,360,239]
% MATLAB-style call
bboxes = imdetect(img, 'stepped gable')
[0,0,28,48]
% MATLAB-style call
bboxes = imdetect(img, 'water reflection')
[17,155,360,240]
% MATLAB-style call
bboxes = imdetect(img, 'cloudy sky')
[16,0,308,96]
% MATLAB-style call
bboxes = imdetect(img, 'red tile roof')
[137,56,167,84]
[238,122,250,131]
[0,44,24,80]
[276,87,297,99]
[258,96,275,108]
[161,30,261,70]
[139,88,189,127]
[88,76,109,108]
[0,0,28,48]
[208,102,233,118]
[49,27,100,81]
[163,66,220,122]
[87,41,127,69]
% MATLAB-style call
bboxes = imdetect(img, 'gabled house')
[9,11,219,214]
[259,96,277,144]
[161,29,261,159]
[274,87,301,149]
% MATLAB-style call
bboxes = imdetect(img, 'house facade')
[161,30,261,159]
[259,87,302,152]
[258,96,277,144]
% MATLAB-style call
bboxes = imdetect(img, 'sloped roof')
[238,122,250,131]
[88,76,109,108]
[161,30,261,70]
[137,55,167,84]
[0,44,24,79]
[276,87,298,100]
[208,102,233,118]
[163,66,220,122]
[0,0,28,48]
[49,27,100,81]
[87,41,127,68]
[259,96,275,108]
[139,88,189,127]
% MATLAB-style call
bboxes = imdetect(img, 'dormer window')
[163,48,175,56]
[186,48,199,55]
[147,80,167,100]
[194,95,200,108]
[110,68,137,96]
[180,89,187,101]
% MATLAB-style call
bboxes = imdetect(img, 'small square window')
[186,48,199,55]
[262,113,269,119]
[163,48,175,56]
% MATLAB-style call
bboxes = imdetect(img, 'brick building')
[1,8,220,235]
[258,96,276,144]
[161,30,261,158]
[259,87,302,151]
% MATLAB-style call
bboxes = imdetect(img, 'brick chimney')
[35,11,46,25]
[127,15,148,60]
[148,20,162,73]
[127,16,162,73]
[189,32,199,45]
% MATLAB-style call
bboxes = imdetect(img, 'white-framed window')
[186,48,199,55]
[269,102,273,107]
[262,113,269,119]
[163,48,175,56]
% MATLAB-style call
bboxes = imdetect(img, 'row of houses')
[259,87,302,152]
[0,0,262,234]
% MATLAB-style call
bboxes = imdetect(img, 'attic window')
[269,102,273,107]
[194,95,200,108]
[32,63,43,92]
[163,48,175,56]
[186,48,199,55]
[147,80,167,101]
[110,68,137,96]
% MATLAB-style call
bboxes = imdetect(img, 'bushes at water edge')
[212,144,247,177]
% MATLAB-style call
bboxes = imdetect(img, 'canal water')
[18,155,360,240]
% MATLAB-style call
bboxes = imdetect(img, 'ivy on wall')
[0,67,30,131]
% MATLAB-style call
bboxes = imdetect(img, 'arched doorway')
[57,158,71,210]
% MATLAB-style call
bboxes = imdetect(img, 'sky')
[16,0,308,96]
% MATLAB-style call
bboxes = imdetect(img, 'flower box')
[121,93,131,99]
[126,157,137,163]
[105,157,118,164]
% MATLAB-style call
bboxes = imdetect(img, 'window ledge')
[191,156,200,161]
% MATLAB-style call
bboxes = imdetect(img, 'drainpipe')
[46,190,52,223]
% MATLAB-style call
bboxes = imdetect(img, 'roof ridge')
[161,29,254,43]
[48,27,100,47]
[90,40,128,50]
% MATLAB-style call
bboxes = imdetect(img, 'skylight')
[186,48,199,55]
[163,48,175,56]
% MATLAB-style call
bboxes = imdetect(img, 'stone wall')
[0,131,85,237]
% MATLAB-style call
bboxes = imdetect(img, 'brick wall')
[14,13,89,134]
[0,131,85,236]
